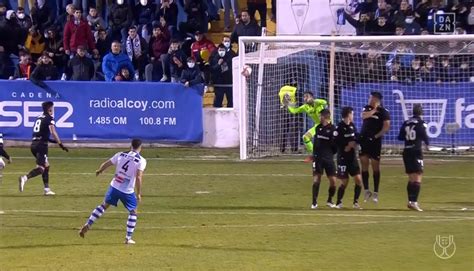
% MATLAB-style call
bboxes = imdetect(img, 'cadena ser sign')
[0,80,204,142]
[341,83,474,147]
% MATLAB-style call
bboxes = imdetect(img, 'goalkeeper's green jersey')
[287,99,328,126]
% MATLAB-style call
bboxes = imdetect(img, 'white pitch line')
[95,217,474,230]
[2,209,474,220]
[1,171,472,179]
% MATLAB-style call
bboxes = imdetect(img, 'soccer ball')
[0,158,5,170]
[241,65,252,77]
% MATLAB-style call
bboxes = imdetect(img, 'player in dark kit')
[311,109,337,209]
[398,104,429,212]
[19,101,69,195]
[334,107,363,209]
[359,92,390,203]
[0,133,13,180]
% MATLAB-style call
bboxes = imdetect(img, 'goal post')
[238,35,474,160]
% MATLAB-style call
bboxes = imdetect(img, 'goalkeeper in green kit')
[280,88,328,162]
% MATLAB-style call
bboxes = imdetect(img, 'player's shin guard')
[126,213,137,240]
[327,186,336,203]
[354,184,362,203]
[336,185,346,205]
[362,171,369,190]
[87,204,106,226]
[42,167,49,188]
[27,167,44,179]
[373,171,381,193]
[312,182,320,205]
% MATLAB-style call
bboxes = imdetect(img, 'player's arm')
[375,120,390,139]
[375,109,391,139]
[361,106,377,120]
[135,169,144,202]
[287,104,306,114]
[49,125,68,152]
[397,123,406,141]
[95,160,114,176]
[420,122,430,148]
[314,99,328,107]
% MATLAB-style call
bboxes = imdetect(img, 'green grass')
[0,147,473,270]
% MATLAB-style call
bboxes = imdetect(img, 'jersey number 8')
[33,119,42,133]
[405,126,416,141]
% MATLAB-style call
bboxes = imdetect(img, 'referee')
[359,92,390,203]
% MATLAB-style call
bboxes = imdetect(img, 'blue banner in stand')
[0,80,204,142]
[341,83,474,146]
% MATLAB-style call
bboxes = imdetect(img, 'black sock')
[27,168,43,179]
[412,182,421,202]
[312,182,320,205]
[373,171,380,193]
[362,171,369,190]
[327,186,336,203]
[354,184,362,204]
[407,182,413,202]
[336,185,346,205]
[42,167,49,188]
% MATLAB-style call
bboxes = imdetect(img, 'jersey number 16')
[405,126,416,141]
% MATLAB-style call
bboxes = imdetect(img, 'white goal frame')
[238,34,474,160]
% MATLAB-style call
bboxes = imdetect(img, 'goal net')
[238,35,474,160]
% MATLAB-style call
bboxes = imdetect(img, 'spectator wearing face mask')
[220,36,234,54]
[180,57,203,87]
[25,25,46,60]
[134,0,156,42]
[63,9,98,56]
[403,12,421,35]
[102,40,135,81]
[66,45,95,81]
[210,44,234,107]
[31,0,54,32]
[9,51,35,80]
[15,7,33,42]
[144,24,170,82]
[108,0,133,42]
[162,39,187,82]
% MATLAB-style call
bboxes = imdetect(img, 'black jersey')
[360,105,390,138]
[32,114,55,143]
[335,121,358,160]
[398,116,429,151]
[313,123,337,160]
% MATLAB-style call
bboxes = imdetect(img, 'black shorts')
[312,158,336,177]
[31,141,49,167]
[337,156,361,179]
[403,150,424,174]
[359,138,382,161]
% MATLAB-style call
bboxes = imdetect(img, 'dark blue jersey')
[361,105,390,138]
[398,116,429,150]
[335,121,358,160]
[313,123,337,160]
[32,114,55,143]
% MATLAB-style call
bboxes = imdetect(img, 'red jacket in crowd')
[63,19,96,52]
[190,37,216,63]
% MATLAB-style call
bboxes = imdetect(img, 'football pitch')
[0,147,473,270]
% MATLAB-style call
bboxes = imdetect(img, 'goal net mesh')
[240,36,474,159]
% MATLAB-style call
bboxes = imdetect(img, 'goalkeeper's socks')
[354,184,362,204]
[87,204,106,226]
[362,171,369,190]
[327,186,336,203]
[336,185,346,205]
[373,171,381,193]
[312,182,320,205]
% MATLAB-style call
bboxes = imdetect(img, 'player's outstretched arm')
[135,170,144,202]
[96,160,114,176]
[287,104,306,114]
[49,125,68,152]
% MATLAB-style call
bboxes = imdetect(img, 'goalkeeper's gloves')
[59,143,69,152]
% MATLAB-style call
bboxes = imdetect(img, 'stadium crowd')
[0,0,272,107]
[0,0,473,106]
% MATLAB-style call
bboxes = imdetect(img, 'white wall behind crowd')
[276,0,414,35]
